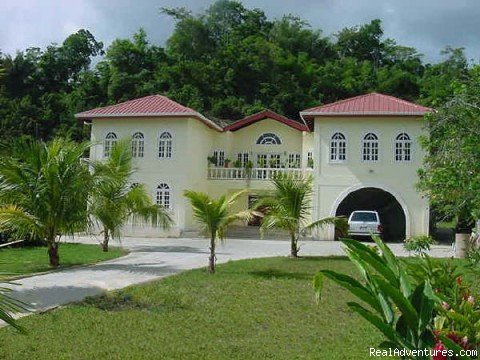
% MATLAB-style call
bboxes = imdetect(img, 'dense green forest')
[0,0,476,142]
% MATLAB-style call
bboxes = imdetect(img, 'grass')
[1,256,477,360]
[0,243,127,277]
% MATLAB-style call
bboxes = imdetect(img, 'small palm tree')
[256,174,348,258]
[0,138,92,267]
[91,139,172,251]
[0,273,26,332]
[184,190,254,273]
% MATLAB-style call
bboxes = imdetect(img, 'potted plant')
[224,159,231,168]
[245,160,253,178]
[207,156,217,167]
[233,159,242,168]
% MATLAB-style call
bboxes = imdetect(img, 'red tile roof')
[300,93,432,119]
[75,95,222,131]
[224,109,309,132]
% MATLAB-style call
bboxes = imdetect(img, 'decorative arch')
[329,183,411,240]
[256,133,281,145]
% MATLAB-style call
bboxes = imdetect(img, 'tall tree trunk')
[101,229,109,252]
[208,233,216,274]
[47,240,59,267]
[290,232,298,258]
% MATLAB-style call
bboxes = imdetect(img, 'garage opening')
[335,187,406,242]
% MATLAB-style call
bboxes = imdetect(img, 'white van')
[347,211,383,238]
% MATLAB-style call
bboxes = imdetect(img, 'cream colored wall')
[312,116,429,240]
[90,116,216,236]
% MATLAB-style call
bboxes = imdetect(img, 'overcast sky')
[1,0,479,63]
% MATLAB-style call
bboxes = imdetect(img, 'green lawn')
[0,256,476,360]
[0,243,127,277]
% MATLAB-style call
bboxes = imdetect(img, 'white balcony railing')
[208,167,313,180]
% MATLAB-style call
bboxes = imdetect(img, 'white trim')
[328,183,411,240]
[131,131,145,159]
[256,132,283,145]
[361,131,380,163]
[75,111,223,131]
[328,131,347,164]
[157,129,174,160]
[393,132,413,163]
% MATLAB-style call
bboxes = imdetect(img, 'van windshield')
[351,212,377,222]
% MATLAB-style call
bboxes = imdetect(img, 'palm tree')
[184,190,254,273]
[0,273,26,332]
[0,138,92,267]
[255,174,348,258]
[91,139,172,252]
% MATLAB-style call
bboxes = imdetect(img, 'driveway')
[7,236,454,318]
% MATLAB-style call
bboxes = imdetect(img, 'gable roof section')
[75,95,223,131]
[300,93,432,119]
[224,109,309,132]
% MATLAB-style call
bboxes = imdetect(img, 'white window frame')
[329,132,347,163]
[212,150,225,167]
[307,150,313,168]
[288,153,301,168]
[394,132,412,162]
[104,132,118,158]
[131,132,145,158]
[268,153,281,168]
[237,152,250,167]
[158,131,173,159]
[256,133,282,145]
[362,132,379,162]
[156,183,172,210]
[257,153,268,168]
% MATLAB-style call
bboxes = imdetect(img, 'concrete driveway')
[7,236,454,318]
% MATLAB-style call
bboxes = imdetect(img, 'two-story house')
[76,92,432,241]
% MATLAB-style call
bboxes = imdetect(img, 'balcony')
[207,167,313,180]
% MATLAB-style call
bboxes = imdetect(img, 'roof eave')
[74,112,223,132]
[299,111,430,117]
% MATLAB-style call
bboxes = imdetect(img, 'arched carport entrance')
[332,186,409,242]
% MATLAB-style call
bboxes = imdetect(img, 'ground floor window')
[288,153,301,168]
[156,183,171,210]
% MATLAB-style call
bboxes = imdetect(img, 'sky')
[1,0,480,63]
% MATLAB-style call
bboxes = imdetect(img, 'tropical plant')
[255,174,348,257]
[184,190,254,273]
[0,138,92,267]
[91,140,172,251]
[404,235,436,255]
[314,236,440,358]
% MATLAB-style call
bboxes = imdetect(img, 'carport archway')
[334,187,407,242]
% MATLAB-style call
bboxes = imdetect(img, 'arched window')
[158,132,173,159]
[362,133,379,161]
[330,132,346,162]
[256,133,281,145]
[156,183,171,209]
[395,133,412,161]
[104,132,117,158]
[131,132,145,158]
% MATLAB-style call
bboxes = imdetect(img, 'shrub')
[404,235,436,254]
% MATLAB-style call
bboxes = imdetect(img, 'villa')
[75,92,432,241]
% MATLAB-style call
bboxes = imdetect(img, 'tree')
[0,138,91,266]
[255,175,348,257]
[91,140,172,252]
[0,274,26,331]
[184,190,253,273]
[418,67,480,232]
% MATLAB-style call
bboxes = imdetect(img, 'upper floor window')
[256,133,281,145]
[362,133,379,162]
[131,132,145,158]
[237,152,249,167]
[158,132,172,159]
[156,183,171,210]
[307,151,313,168]
[104,132,117,158]
[212,150,225,167]
[395,133,412,162]
[288,153,301,168]
[330,132,346,162]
